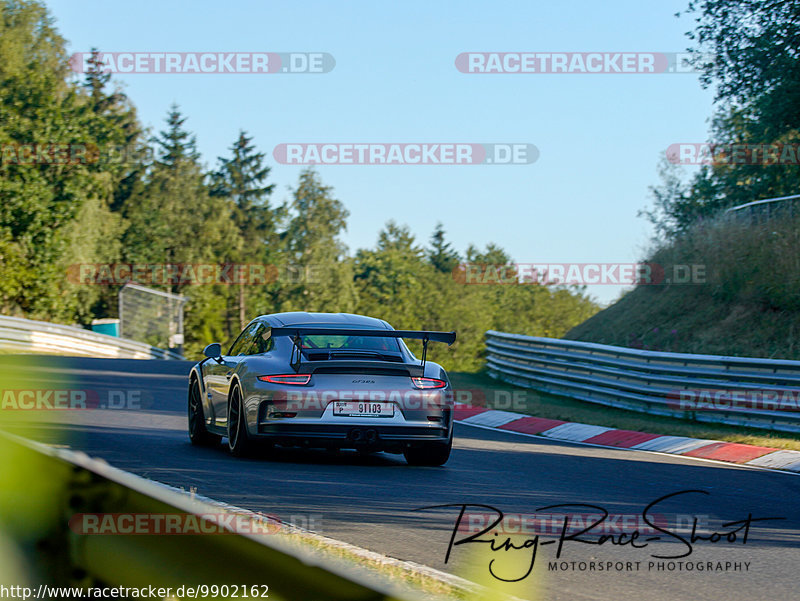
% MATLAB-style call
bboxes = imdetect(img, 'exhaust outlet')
[365,429,378,443]
[349,428,364,442]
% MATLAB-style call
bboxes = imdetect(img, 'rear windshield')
[300,334,401,353]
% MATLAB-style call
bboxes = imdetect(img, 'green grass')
[449,370,800,451]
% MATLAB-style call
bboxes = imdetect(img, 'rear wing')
[269,327,456,372]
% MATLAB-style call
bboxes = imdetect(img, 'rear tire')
[227,385,252,457]
[188,378,221,447]
[403,436,452,466]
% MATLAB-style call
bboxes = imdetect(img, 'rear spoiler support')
[290,332,303,372]
[270,327,456,373]
[420,334,431,372]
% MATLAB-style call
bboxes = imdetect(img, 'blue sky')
[46,0,713,304]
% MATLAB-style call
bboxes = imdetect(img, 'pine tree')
[156,104,201,169]
[280,169,356,312]
[210,131,279,328]
[120,106,238,354]
[427,222,460,273]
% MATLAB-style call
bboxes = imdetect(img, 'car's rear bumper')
[255,422,450,450]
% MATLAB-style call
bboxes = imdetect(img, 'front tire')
[227,385,252,457]
[403,436,452,466]
[188,378,221,447]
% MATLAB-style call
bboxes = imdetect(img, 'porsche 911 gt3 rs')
[188,312,457,466]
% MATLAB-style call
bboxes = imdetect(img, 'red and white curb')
[454,408,800,474]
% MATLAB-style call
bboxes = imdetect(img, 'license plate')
[333,401,394,417]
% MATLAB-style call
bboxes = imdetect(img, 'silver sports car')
[188,312,457,466]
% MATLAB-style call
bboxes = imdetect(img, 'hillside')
[564,215,800,360]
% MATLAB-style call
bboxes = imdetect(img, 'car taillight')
[411,377,447,389]
[258,374,312,385]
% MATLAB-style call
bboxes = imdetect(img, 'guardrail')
[724,193,800,224]
[0,315,183,360]
[485,330,800,433]
[0,431,409,599]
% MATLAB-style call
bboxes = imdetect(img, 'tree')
[73,48,145,318]
[644,1,800,237]
[0,2,135,323]
[355,221,430,322]
[639,158,694,238]
[210,131,279,330]
[0,0,75,318]
[427,222,461,273]
[121,106,238,354]
[155,104,200,167]
[123,105,229,269]
[465,242,512,265]
[686,0,800,136]
[280,169,356,313]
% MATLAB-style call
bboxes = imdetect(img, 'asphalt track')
[2,356,800,601]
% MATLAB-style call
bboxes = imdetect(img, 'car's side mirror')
[203,343,222,362]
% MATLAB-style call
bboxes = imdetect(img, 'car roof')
[260,312,393,330]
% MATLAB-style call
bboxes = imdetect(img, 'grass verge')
[174,483,526,601]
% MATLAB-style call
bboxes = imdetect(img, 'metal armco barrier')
[485,330,800,433]
[0,315,182,360]
[0,432,408,600]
